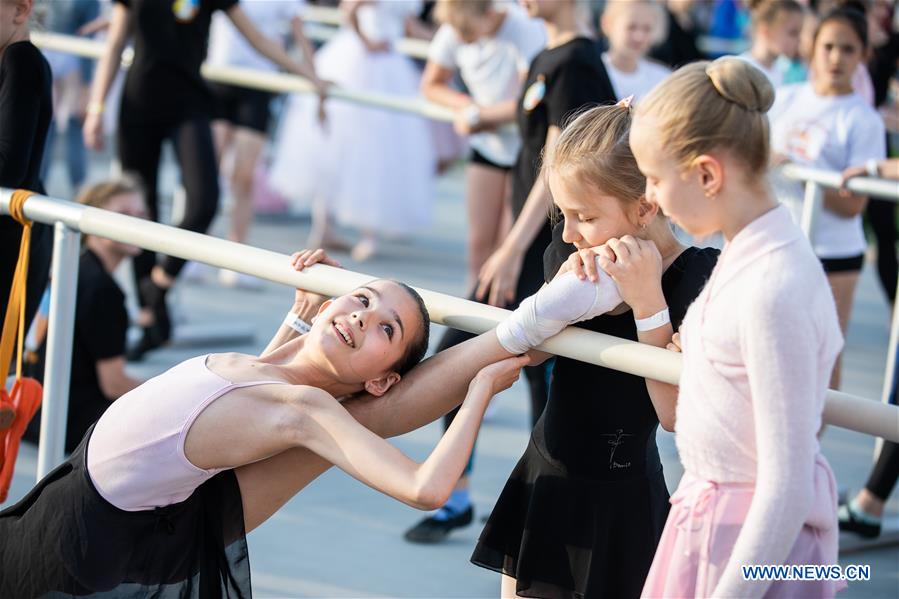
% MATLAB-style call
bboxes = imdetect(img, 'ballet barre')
[29,32,455,123]
[2,189,898,479]
[783,163,899,414]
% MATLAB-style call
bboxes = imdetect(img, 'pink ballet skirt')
[642,455,846,598]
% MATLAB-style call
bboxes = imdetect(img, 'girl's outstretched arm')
[296,356,529,508]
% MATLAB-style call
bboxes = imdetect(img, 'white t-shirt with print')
[208,0,306,74]
[769,82,886,258]
[601,54,670,103]
[428,7,546,166]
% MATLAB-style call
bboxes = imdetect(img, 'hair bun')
[705,57,775,113]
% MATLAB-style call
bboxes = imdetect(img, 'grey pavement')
[3,156,898,598]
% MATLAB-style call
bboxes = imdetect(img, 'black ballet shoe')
[127,279,172,362]
[126,320,170,362]
[403,505,473,544]
[838,501,882,539]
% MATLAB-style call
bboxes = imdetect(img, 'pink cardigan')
[675,204,843,597]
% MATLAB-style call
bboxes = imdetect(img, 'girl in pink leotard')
[0,249,528,597]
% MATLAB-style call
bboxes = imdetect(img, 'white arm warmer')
[496,262,622,355]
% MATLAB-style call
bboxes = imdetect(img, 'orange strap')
[0,189,35,382]
[0,190,41,502]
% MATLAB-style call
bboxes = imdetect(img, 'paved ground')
[3,154,898,597]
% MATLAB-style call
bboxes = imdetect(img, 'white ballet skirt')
[269,6,435,235]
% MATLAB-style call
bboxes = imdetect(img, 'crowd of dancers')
[1,0,898,597]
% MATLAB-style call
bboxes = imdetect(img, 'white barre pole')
[29,32,454,123]
[799,180,822,243]
[2,190,898,443]
[36,223,81,477]
[782,164,899,202]
[302,21,430,60]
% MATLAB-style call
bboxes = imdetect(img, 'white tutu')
[269,30,436,235]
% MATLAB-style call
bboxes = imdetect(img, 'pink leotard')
[87,354,287,511]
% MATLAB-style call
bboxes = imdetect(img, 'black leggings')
[864,350,899,501]
[865,440,899,502]
[117,115,219,302]
[865,198,897,303]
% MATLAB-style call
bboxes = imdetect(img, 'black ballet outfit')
[0,426,251,598]
[865,31,899,304]
[114,0,234,284]
[439,37,617,453]
[470,225,719,598]
[0,41,53,343]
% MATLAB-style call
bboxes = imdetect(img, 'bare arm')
[289,15,318,80]
[823,187,868,218]
[95,356,141,400]
[86,4,130,108]
[509,125,561,249]
[344,0,388,52]
[881,158,899,179]
[240,328,520,531]
[563,239,679,431]
[262,250,341,356]
[637,327,678,432]
[296,357,526,509]
[82,4,131,150]
[420,61,470,109]
[476,126,560,306]
[478,69,531,128]
[261,296,324,356]
[226,5,324,87]
[476,99,518,129]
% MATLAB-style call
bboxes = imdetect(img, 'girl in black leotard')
[83,0,327,360]
[0,0,53,335]
[0,0,53,340]
[404,0,618,544]
[470,103,718,598]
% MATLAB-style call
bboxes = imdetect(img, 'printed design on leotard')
[601,429,633,470]
[522,74,546,112]
[172,0,200,23]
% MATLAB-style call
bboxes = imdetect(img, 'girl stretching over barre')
[0,262,527,597]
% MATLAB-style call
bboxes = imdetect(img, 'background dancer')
[633,56,844,598]
[0,257,529,596]
[403,0,617,544]
[739,0,805,88]
[23,178,145,453]
[270,0,435,261]
[469,103,718,599]
[0,0,52,339]
[599,0,670,103]
[83,0,327,360]
[769,5,885,389]
[207,0,320,288]
[421,0,545,289]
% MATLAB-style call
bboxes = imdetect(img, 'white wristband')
[634,307,670,332]
[284,312,312,335]
[866,159,880,178]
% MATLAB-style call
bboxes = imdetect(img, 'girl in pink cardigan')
[630,57,845,597]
